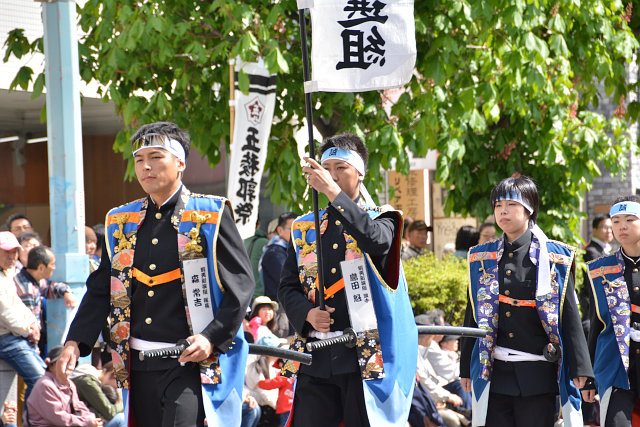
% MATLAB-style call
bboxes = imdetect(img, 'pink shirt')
[26,371,98,427]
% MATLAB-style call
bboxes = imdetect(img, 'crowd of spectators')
[0,213,123,426]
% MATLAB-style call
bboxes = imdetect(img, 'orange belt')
[633,304,640,315]
[132,267,182,287]
[314,277,345,299]
[499,294,536,307]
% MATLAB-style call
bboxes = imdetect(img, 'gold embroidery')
[112,214,132,252]
[295,222,316,257]
[185,212,211,253]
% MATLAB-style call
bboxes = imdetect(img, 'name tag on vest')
[341,258,378,332]
[183,258,213,334]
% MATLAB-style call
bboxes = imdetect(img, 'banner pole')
[298,8,326,310]
[229,59,236,148]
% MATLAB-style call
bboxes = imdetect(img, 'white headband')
[320,147,365,176]
[132,134,186,163]
[610,201,640,218]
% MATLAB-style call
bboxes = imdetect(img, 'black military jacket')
[278,192,399,378]
[67,187,254,371]
[462,230,591,396]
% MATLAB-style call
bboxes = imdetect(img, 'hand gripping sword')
[139,339,313,365]
[305,326,487,352]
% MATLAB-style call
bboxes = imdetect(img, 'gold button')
[634,268,639,273]
[149,264,156,270]
[508,332,514,338]
[506,311,511,318]
[331,268,337,274]
[330,319,335,324]
[508,253,514,258]
[635,287,639,293]
[333,243,338,249]
[145,317,152,324]
[506,270,512,276]
[155,213,162,219]
[152,238,158,245]
[636,348,640,354]
[505,290,510,296]
[335,220,341,226]
[148,290,154,297]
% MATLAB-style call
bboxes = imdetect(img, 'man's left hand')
[178,334,213,363]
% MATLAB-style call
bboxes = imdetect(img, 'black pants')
[605,387,636,427]
[291,372,370,427]
[130,363,205,427]
[484,392,556,427]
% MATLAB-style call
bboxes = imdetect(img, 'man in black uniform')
[279,134,416,426]
[55,122,254,426]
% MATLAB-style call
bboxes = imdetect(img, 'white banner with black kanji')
[227,60,276,239]
[305,0,415,92]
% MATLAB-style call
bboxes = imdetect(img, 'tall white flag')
[303,0,416,92]
[227,60,276,239]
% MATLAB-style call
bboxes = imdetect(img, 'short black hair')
[27,245,53,270]
[613,195,640,205]
[17,231,42,245]
[319,133,369,169]
[277,212,298,230]
[6,213,31,230]
[131,121,192,159]
[455,225,479,251]
[490,176,539,224]
[592,214,610,230]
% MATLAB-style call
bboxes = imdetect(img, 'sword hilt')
[306,327,357,352]
[139,339,190,361]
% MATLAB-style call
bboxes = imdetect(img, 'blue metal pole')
[41,0,89,352]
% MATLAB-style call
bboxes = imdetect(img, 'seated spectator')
[477,222,496,245]
[241,388,261,427]
[85,227,100,273]
[245,340,282,426]
[1,401,17,427]
[452,226,479,260]
[6,214,33,238]
[70,362,125,427]
[0,232,21,280]
[257,357,294,427]
[415,314,469,427]
[25,345,102,426]
[408,380,445,427]
[0,264,45,402]
[248,296,286,344]
[423,311,471,412]
[16,231,42,271]
[14,245,78,356]
[402,220,432,261]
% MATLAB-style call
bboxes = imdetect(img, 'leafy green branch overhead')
[4,0,640,244]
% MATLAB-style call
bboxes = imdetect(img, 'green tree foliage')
[3,0,639,243]
[403,253,469,325]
